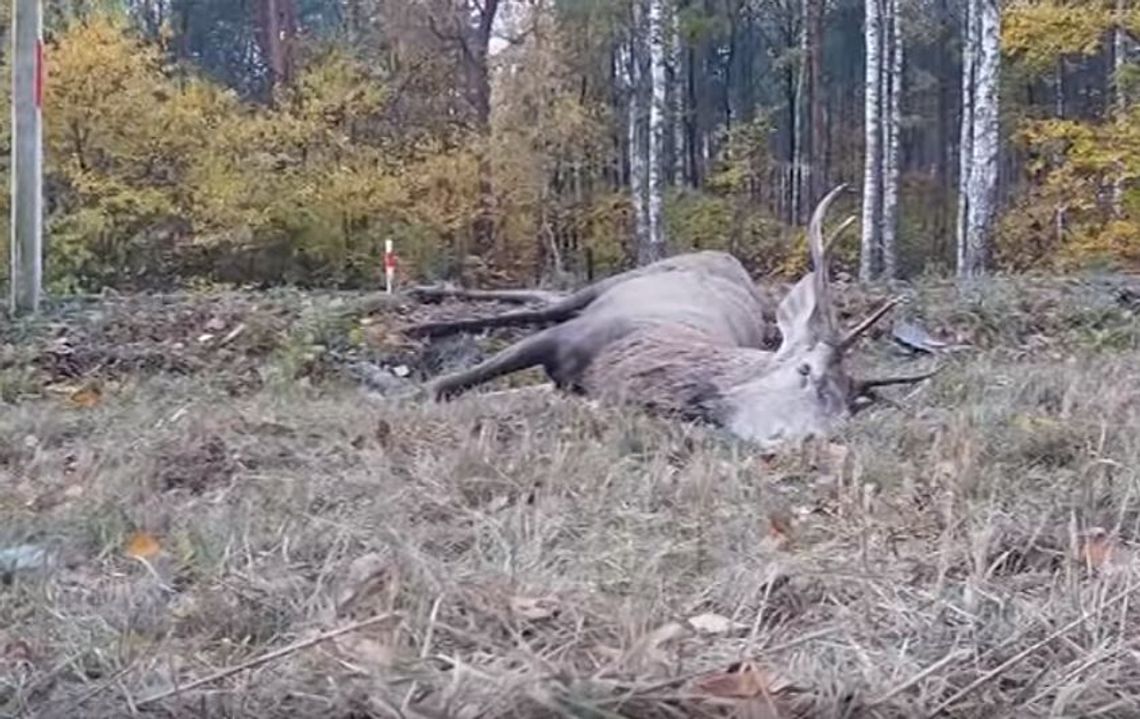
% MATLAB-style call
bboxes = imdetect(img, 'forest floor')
[3,272,1140,718]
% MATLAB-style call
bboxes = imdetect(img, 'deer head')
[718,184,937,448]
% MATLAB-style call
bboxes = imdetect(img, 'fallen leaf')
[124,531,161,560]
[687,612,745,635]
[691,660,794,719]
[694,661,776,698]
[510,595,561,621]
[1076,528,1128,570]
[69,385,102,408]
[766,511,794,550]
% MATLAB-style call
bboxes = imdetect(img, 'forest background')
[0,0,1135,294]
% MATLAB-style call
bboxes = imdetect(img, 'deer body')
[411,186,935,448]
[425,251,780,399]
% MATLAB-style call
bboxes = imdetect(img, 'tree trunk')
[792,2,807,224]
[881,0,902,279]
[1112,0,1130,216]
[962,0,1000,277]
[647,0,667,263]
[805,0,825,215]
[469,0,501,260]
[628,13,651,265]
[860,0,884,281]
[667,0,685,186]
[256,0,297,100]
[955,0,976,275]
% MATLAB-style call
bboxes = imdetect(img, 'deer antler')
[848,365,943,412]
[839,296,904,351]
[807,183,849,339]
[824,215,857,257]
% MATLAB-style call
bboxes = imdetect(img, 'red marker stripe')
[34,40,43,109]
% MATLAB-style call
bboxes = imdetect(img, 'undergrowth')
[0,273,1139,718]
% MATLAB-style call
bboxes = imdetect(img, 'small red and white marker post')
[384,239,397,294]
[9,0,44,316]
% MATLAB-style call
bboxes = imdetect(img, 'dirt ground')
[2,273,1140,718]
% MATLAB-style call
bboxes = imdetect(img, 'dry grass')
[2,273,1140,718]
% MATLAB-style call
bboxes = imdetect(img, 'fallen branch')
[135,612,402,707]
[409,285,566,306]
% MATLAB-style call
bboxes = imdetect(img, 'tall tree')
[647,0,668,262]
[804,0,825,215]
[881,0,902,278]
[628,3,650,263]
[959,0,1000,277]
[860,0,883,281]
[955,0,975,273]
[255,0,298,98]
[1112,0,1131,216]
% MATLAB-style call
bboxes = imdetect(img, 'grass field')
[2,273,1140,718]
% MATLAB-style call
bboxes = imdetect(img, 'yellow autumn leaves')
[0,13,485,290]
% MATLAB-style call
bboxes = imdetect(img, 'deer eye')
[797,363,811,377]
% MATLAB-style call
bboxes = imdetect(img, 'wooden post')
[9,0,44,316]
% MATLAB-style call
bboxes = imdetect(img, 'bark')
[1113,0,1130,216]
[686,41,699,187]
[672,6,685,186]
[666,1,685,185]
[469,0,500,258]
[805,0,825,214]
[628,16,650,266]
[255,0,298,99]
[792,4,807,224]
[860,0,884,281]
[881,0,902,279]
[955,0,976,275]
[647,0,668,263]
[962,0,1000,277]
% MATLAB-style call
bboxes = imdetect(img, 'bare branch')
[409,285,566,306]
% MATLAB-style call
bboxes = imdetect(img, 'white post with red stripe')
[9,0,44,316]
[384,239,396,294]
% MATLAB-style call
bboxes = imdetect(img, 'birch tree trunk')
[860,0,884,281]
[881,0,903,279]
[647,0,667,262]
[962,0,999,277]
[792,3,807,224]
[807,0,826,212]
[628,7,651,265]
[955,0,976,275]
[1112,0,1130,216]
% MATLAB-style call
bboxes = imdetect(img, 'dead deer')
[409,184,936,448]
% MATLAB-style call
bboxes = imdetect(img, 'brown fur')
[421,250,782,400]
[580,325,773,422]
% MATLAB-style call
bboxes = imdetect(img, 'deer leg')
[430,326,563,401]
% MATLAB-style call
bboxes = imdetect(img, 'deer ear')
[775,274,820,359]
